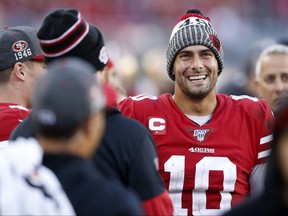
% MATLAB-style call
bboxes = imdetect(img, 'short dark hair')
[0,67,12,84]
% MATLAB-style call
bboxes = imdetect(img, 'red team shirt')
[118,93,274,216]
[0,103,31,143]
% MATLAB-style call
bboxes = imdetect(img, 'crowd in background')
[1,1,288,215]
[1,0,288,97]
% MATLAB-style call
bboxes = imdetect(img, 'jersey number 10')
[164,156,237,215]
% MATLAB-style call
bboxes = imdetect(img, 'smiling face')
[172,45,219,100]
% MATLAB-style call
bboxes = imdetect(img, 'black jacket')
[43,153,143,215]
[93,108,166,201]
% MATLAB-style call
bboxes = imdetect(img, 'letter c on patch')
[148,118,166,135]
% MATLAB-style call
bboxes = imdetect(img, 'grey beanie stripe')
[166,10,224,81]
[182,27,187,45]
[199,26,205,43]
[175,32,182,56]
[180,28,185,49]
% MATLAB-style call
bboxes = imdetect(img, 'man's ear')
[13,62,26,81]
[171,69,175,79]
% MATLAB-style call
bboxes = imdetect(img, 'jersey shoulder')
[0,103,30,120]
[118,94,166,106]
[0,103,31,141]
[220,94,274,148]
[117,94,171,116]
[221,94,272,118]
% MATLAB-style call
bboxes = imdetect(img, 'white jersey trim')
[258,149,271,159]
[260,134,273,144]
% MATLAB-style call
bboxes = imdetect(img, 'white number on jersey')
[130,94,158,101]
[164,156,237,216]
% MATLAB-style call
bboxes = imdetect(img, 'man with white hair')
[255,44,288,111]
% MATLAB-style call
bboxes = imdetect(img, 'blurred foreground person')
[222,100,288,216]
[0,137,75,215]
[32,57,143,215]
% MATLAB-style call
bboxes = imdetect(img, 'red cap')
[32,55,44,61]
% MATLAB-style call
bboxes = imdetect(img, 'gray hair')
[255,44,288,80]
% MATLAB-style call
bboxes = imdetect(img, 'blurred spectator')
[219,38,275,96]
[0,26,45,144]
[31,57,144,215]
[255,44,288,111]
[117,54,139,96]
[137,47,174,96]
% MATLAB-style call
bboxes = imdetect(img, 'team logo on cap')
[209,35,221,51]
[99,46,109,64]
[12,40,28,51]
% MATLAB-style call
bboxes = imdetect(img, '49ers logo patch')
[99,46,109,64]
[209,35,221,51]
[12,40,33,60]
[12,40,28,51]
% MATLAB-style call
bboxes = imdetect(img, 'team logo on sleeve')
[193,129,209,142]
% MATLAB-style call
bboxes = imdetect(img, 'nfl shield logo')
[193,129,209,142]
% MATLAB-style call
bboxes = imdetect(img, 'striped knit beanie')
[37,8,109,72]
[166,9,224,80]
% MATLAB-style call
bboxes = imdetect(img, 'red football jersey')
[0,103,31,142]
[118,93,274,216]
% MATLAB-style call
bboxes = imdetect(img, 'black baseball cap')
[31,57,105,138]
[0,26,44,70]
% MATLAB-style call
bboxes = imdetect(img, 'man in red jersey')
[118,9,274,216]
[0,26,46,145]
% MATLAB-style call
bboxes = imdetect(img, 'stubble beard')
[180,74,217,100]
